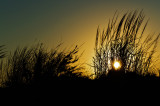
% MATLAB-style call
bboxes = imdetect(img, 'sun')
[113,61,121,70]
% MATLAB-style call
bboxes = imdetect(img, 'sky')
[0,0,160,71]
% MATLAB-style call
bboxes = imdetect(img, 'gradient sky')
[0,0,160,70]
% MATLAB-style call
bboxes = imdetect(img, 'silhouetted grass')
[0,45,6,87]
[1,10,160,89]
[93,10,160,79]
[0,44,88,88]
[0,45,5,59]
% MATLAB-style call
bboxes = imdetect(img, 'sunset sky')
[0,0,160,69]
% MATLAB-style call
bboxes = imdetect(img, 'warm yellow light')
[113,61,121,70]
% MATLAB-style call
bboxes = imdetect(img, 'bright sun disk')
[113,61,121,70]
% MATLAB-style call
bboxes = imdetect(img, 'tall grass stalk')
[1,44,84,88]
[93,10,160,78]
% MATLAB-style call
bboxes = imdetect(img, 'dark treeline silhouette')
[0,10,160,89]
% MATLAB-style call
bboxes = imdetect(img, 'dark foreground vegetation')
[0,44,90,88]
[0,10,160,90]
[92,10,160,89]
[0,44,159,89]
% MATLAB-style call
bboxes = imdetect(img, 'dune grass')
[0,10,160,88]
[0,43,87,88]
[93,10,160,78]
[0,45,5,59]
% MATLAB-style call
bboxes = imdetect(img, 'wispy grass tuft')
[93,10,160,78]
[1,43,85,88]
